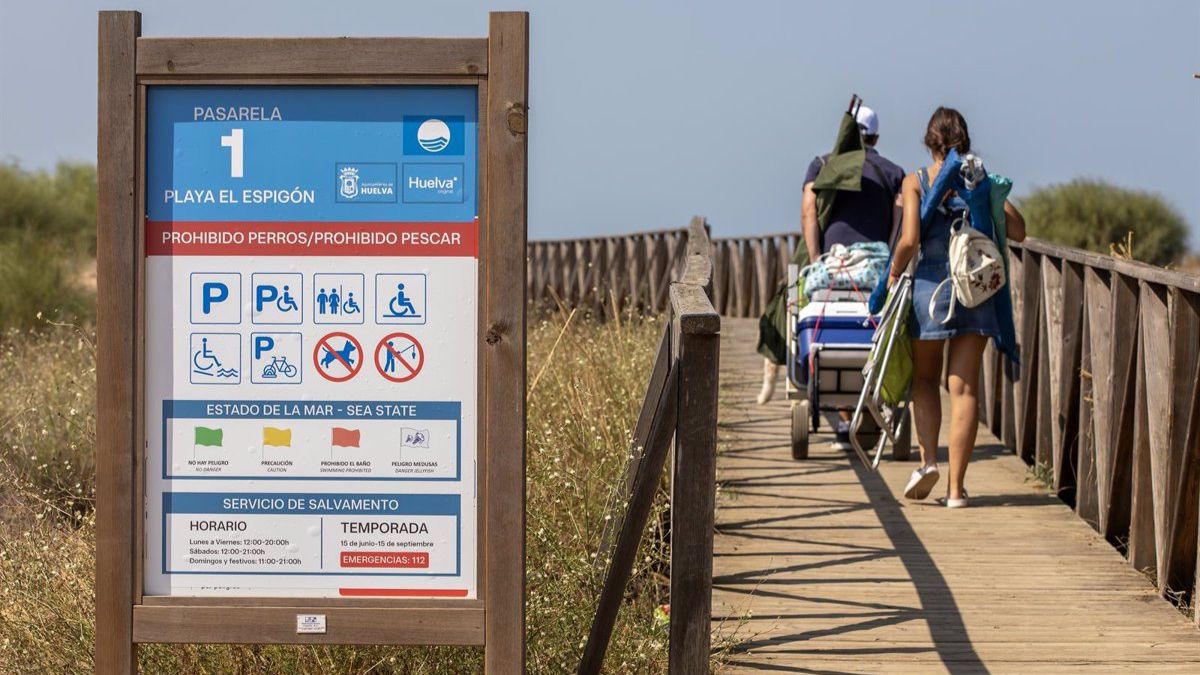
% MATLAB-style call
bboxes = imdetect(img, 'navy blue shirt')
[805,147,905,252]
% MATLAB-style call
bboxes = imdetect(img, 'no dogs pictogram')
[375,333,425,383]
[313,331,363,382]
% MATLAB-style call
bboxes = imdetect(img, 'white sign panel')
[143,86,479,598]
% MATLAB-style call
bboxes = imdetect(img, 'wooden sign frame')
[96,10,527,673]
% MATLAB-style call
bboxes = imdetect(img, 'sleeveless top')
[907,167,1000,341]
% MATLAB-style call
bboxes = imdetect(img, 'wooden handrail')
[527,227,692,315]
[578,216,720,674]
[978,243,1200,621]
[528,226,803,319]
[1012,237,1200,293]
[666,217,719,674]
[540,221,1200,633]
[534,225,691,243]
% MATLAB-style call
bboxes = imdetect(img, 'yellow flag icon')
[262,427,292,447]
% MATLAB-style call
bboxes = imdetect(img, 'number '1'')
[221,128,244,178]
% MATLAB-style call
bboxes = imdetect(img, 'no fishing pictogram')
[375,333,425,383]
[313,331,364,382]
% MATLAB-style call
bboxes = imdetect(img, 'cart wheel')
[791,400,810,460]
[892,409,912,461]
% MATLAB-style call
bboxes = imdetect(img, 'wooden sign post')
[96,10,527,673]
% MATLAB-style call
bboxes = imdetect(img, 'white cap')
[856,105,879,136]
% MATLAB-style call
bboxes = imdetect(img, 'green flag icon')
[194,426,223,447]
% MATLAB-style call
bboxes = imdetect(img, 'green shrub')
[0,162,96,332]
[0,230,91,331]
[1018,179,1189,266]
[0,162,96,253]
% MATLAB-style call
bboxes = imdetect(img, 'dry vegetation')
[0,310,672,673]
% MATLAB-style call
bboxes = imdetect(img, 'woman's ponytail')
[923,106,971,158]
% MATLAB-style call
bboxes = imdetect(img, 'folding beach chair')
[849,272,914,469]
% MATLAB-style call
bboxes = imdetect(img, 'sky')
[1,0,1198,242]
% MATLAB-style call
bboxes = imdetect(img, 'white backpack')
[928,215,1006,324]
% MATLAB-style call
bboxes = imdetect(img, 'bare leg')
[910,339,945,468]
[756,358,779,405]
[945,334,988,500]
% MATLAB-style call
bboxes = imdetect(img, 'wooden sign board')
[95,10,527,673]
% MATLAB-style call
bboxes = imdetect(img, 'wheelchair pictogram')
[189,333,241,385]
[387,285,419,317]
[375,273,427,325]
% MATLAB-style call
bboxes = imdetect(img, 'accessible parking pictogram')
[374,332,425,383]
[313,331,363,382]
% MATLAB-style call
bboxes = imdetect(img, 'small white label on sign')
[296,614,327,634]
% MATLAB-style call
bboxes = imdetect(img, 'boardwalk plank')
[712,319,1200,673]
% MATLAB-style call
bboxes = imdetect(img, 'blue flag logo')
[405,116,464,156]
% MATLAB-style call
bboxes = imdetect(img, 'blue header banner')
[165,399,461,420]
[146,86,478,223]
[165,492,460,516]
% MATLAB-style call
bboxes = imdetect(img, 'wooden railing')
[709,232,804,318]
[532,223,1200,621]
[980,238,1200,617]
[526,226,691,315]
[577,216,720,674]
[527,229,804,318]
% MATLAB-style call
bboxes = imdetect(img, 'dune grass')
[0,309,671,673]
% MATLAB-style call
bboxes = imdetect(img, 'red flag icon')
[331,427,361,448]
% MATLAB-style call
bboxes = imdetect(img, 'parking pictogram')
[313,331,363,382]
[375,332,425,383]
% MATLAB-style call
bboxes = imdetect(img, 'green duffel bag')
[756,252,808,365]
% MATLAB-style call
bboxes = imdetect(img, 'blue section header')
[164,491,460,516]
[146,86,477,223]
[165,399,461,420]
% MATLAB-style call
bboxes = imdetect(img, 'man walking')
[804,104,904,449]
[757,103,904,452]
[802,105,904,263]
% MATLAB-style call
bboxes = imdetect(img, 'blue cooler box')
[793,303,874,390]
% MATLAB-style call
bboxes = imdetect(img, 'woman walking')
[886,107,1025,507]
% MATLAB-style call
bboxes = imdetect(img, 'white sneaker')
[903,465,940,500]
[831,422,852,450]
[756,359,778,405]
[942,488,969,509]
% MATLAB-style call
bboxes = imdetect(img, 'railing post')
[667,217,720,673]
[668,313,719,674]
[1017,249,1042,463]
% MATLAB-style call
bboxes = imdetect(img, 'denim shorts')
[908,253,1000,341]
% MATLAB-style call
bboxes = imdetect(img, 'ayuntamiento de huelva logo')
[416,119,451,153]
[335,164,398,204]
[338,166,359,199]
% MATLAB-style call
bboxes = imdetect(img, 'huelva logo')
[416,119,451,153]
[408,175,458,191]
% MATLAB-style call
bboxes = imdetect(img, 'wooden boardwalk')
[711,318,1200,674]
